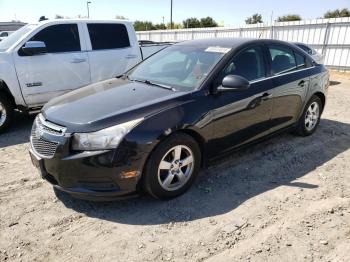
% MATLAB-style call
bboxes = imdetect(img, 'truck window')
[87,23,130,50]
[29,24,80,53]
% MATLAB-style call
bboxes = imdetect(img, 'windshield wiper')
[130,78,176,91]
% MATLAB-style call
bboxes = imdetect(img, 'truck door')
[13,23,90,106]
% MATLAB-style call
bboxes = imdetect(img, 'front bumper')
[30,145,145,201]
[29,114,151,201]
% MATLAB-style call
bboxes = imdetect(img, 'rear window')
[87,23,130,50]
[297,44,313,55]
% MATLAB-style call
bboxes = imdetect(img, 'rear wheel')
[294,95,323,136]
[143,133,201,200]
[0,93,14,133]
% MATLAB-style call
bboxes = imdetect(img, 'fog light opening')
[120,171,140,179]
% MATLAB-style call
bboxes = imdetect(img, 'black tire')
[0,92,14,133]
[294,95,323,137]
[142,133,201,200]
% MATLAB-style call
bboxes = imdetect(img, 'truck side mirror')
[21,41,47,56]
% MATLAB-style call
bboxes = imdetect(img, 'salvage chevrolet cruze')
[29,38,329,200]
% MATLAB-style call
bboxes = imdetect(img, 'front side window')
[269,45,297,75]
[129,45,227,91]
[29,24,80,53]
[217,46,266,83]
[87,23,130,50]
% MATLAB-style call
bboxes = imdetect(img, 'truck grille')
[30,115,66,158]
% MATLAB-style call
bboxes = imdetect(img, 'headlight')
[72,118,144,151]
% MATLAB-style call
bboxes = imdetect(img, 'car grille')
[30,115,66,158]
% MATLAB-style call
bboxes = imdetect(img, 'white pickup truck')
[0,19,170,132]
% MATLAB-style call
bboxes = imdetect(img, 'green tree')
[277,14,302,22]
[183,17,201,28]
[324,8,350,18]
[133,21,155,31]
[55,14,64,19]
[200,17,218,27]
[154,23,167,30]
[167,22,182,29]
[245,14,263,24]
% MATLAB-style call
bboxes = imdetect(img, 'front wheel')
[0,93,14,133]
[142,133,201,200]
[294,95,323,136]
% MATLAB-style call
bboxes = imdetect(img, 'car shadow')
[330,80,341,86]
[56,118,350,225]
[0,112,35,148]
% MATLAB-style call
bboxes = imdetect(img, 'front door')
[13,23,90,106]
[210,45,274,155]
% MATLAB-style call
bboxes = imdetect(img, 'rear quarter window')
[87,23,130,50]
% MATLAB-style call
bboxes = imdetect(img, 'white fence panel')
[136,17,350,70]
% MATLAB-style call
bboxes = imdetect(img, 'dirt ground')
[0,72,350,262]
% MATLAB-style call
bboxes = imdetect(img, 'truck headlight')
[72,118,144,151]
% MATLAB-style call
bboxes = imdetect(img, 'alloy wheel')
[305,102,320,131]
[157,145,195,191]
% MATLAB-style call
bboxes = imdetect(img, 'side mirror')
[21,41,47,56]
[217,75,250,92]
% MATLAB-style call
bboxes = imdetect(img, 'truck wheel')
[142,133,201,200]
[0,93,14,133]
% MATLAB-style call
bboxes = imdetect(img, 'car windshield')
[0,24,36,51]
[128,45,228,91]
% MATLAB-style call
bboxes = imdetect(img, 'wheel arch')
[313,91,326,113]
[0,79,16,107]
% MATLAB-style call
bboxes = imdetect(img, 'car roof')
[176,37,297,50]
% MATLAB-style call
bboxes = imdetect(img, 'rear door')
[211,45,274,154]
[85,23,141,83]
[267,44,310,132]
[13,23,90,106]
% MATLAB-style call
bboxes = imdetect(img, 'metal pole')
[87,1,91,18]
[170,0,173,29]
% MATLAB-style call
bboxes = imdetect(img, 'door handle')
[125,54,138,59]
[260,92,273,100]
[71,58,87,63]
[298,80,306,87]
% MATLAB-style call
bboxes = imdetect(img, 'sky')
[0,0,349,26]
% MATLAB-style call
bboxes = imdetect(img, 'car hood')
[42,78,190,132]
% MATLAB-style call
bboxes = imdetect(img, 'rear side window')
[30,24,80,53]
[295,52,306,69]
[268,45,297,75]
[87,23,130,50]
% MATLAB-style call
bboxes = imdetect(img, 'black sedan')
[29,38,329,200]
